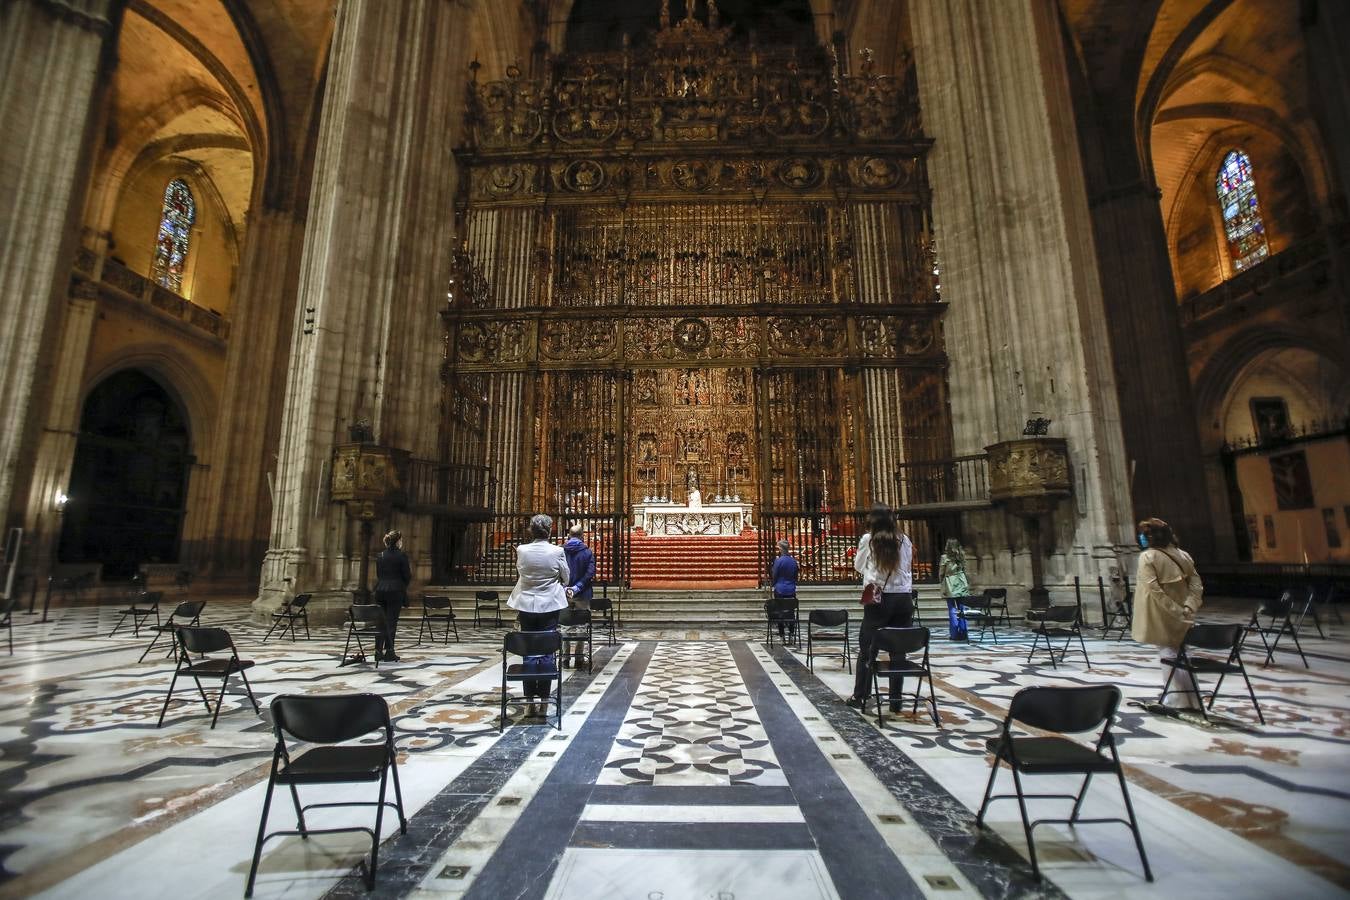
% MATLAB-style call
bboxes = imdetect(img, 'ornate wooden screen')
[438,12,952,583]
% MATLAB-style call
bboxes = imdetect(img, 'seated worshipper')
[563,523,596,668]
[766,540,800,641]
[508,514,570,716]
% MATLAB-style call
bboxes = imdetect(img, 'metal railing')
[757,511,946,586]
[895,454,990,508]
[405,459,495,514]
[434,511,628,585]
[1179,231,1338,329]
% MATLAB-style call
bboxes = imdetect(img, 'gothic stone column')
[257,0,466,622]
[1087,181,1215,557]
[16,282,98,604]
[910,0,1136,606]
[192,207,307,585]
[0,0,120,527]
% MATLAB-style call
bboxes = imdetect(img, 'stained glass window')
[151,179,195,293]
[1216,149,1269,273]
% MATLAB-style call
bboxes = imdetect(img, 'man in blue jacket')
[563,523,595,668]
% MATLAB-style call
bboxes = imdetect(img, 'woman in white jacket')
[847,505,914,711]
[508,514,569,711]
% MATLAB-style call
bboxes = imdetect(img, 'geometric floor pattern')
[0,597,1345,899]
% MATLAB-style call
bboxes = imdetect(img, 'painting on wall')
[1245,514,1261,550]
[1324,508,1343,549]
[1264,514,1277,548]
[1250,396,1291,443]
[1269,451,1315,510]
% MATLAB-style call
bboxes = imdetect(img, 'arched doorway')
[59,370,193,578]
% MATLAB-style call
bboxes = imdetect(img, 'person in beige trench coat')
[1131,518,1204,709]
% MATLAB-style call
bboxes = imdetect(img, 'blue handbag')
[522,652,556,674]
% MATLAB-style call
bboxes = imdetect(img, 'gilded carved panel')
[765,316,846,357]
[539,319,618,362]
[624,316,759,361]
[455,320,530,365]
[858,317,939,358]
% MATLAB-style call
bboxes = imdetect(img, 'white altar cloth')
[633,502,753,536]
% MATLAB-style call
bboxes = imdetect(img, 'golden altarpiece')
[437,10,952,584]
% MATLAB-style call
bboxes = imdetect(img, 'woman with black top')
[373,530,412,662]
[847,505,914,711]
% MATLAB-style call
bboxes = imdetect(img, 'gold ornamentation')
[456,320,529,364]
[539,319,617,361]
[858,317,938,357]
[673,318,712,353]
[986,438,1071,513]
[766,316,846,356]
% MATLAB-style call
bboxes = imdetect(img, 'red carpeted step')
[628,533,763,589]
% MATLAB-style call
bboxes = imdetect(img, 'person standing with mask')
[1132,518,1204,710]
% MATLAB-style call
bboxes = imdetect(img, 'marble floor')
[0,598,1346,899]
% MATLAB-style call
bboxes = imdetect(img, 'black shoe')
[845,696,866,709]
[889,703,904,714]
[384,654,402,662]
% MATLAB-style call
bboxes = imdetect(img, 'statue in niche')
[677,368,709,406]
[686,467,702,509]
[635,371,658,406]
[726,431,747,462]
[725,369,749,405]
[637,433,658,465]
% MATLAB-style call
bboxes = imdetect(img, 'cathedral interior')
[0,0,1347,897]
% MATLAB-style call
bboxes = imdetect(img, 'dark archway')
[59,370,193,578]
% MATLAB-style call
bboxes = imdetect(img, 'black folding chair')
[1022,590,1050,626]
[871,627,939,726]
[806,609,851,673]
[985,587,1012,627]
[1027,605,1091,669]
[957,594,1000,643]
[138,599,206,662]
[591,594,617,645]
[1245,591,1310,668]
[474,590,503,628]
[110,590,163,638]
[500,630,563,731]
[416,594,459,644]
[156,625,259,729]
[976,684,1152,882]
[765,593,800,649]
[1164,623,1265,724]
[342,604,388,667]
[559,607,593,673]
[1103,603,1132,642]
[262,593,311,643]
[245,694,407,897]
[1291,585,1325,638]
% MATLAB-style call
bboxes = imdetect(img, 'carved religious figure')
[686,467,702,509]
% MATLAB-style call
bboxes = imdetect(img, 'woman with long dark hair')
[847,505,914,710]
